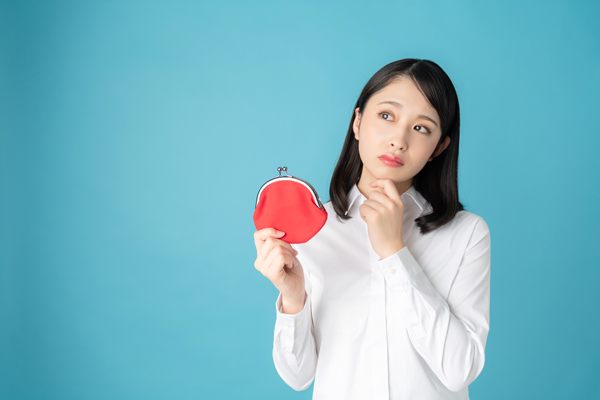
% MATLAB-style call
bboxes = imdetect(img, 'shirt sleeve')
[377,215,491,393]
[272,262,317,391]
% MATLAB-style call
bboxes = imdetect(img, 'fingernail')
[277,231,285,236]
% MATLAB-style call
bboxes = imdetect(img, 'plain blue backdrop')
[1,0,599,399]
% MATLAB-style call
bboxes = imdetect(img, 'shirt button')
[296,320,303,327]
[390,268,396,275]
[283,322,291,327]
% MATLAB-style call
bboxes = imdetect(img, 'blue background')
[1,0,599,399]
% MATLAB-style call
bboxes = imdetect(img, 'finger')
[359,203,376,221]
[257,237,298,265]
[362,198,385,212]
[254,228,285,253]
[365,190,394,209]
[368,179,401,201]
[267,238,298,258]
[360,202,377,213]
[262,246,296,275]
[254,227,285,247]
[372,186,385,195]
[257,237,279,264]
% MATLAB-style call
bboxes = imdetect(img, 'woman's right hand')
[254,228,306,311]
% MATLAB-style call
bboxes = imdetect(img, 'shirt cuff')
[274,290,311,355]
[275,290,310,326]
[377,245,423,285]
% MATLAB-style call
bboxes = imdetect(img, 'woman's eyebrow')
[377,100,439,128]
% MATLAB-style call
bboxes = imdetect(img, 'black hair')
[329,58,465,235]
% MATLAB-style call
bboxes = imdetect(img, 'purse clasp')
[276,166,293,178]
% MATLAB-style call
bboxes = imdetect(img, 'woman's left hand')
[359,179,406,260]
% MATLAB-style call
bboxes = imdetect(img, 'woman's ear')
[428,136,451,161]
[353,107,361,140]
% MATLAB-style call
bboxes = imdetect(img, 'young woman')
[253,58,491,400]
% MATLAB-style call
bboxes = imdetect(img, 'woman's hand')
[359,179,406,260]
[254,228,306,312]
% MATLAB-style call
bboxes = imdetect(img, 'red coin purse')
[253,166,328,244]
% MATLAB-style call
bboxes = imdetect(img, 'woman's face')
[353,77,450,195]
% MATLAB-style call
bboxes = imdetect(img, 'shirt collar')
[344,182,427,216]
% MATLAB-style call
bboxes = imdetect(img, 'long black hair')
[329,58,465,235]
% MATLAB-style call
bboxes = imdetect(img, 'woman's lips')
[379,154,404,167]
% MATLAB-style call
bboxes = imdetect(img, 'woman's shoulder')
[450,210,491,243]
[430,209,489,239]
[454,210,488,226]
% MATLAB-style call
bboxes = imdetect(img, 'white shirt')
[272,182,491,399]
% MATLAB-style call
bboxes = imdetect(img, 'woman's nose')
[390,126,410,150]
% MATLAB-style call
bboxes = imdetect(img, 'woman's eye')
[380,112,393,121]
[415,125,430,134]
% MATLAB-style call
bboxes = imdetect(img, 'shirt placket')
[366,225,389,400]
